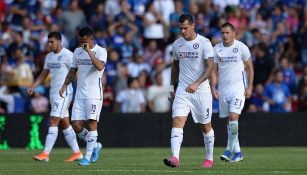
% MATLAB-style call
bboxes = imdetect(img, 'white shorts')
[72,99,103,122]
[172,91,212,124]
[50,95,72,118]
[219,92,245,118]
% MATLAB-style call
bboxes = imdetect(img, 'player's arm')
[186,58,214,93]
[210,63,219,99]
[169,59,179,101]
[84,44,105,71]
[244,59,254,99]
[59,68,77,97]
[27,69,49,96]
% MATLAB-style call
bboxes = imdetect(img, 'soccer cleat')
[201,159,213,168]
[65,151,83,162]
[163,156,180,168]
[230,152,243,162]
[220,150,232,162]
[33,152,49,162]
[91,142,102,163]
[79,158,90,166]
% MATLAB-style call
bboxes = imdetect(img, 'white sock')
[84,130,98,161]
[77,128,89,142]
[171,128,183,159]
[63,125,80,153]
[203,129,215,161]
[226,121,239,152]
[43,126,58,154]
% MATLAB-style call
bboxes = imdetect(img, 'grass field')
[0,147,307,175]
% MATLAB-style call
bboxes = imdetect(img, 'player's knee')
[172,117,186,128]
[72,122,83,133]
[229,121,238,135]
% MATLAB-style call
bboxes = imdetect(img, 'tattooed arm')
[168,60,179,101]
[186,58,214,93]
[59,68,77,97]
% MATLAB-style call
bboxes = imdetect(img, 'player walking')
[163,14,215,168]
[210,22,254,162]
[60,27,107,166]
[28,32,82,162]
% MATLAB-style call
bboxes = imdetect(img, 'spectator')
[115,76,145,113]
[127,50,151,77]
[279,57,296,93]
[0,86,25,113]
[147,71,170,112]
[59,0,87,41]
[263,69,291,112]
[30,86,49,113]
[143,40,163,66]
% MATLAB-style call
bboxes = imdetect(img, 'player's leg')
[164,95,189,168]
[228,95,245,162]
[201,123,214,168]
[79,99,102,165]
[191,91,214,168]
[71,99,88,142]
[164,116,186,168]
[60,118,83,161]
[34,116,60,161]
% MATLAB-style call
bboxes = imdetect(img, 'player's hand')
[211,88,219,99]
[27,87,34,96]
[59,86,66,98]
[168,92,175,102]
[186,82,199,93]
[82,43,90,52]
[244,86,253,99]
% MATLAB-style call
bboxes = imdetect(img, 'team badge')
[233,48,238,53]
[193,43,199,49]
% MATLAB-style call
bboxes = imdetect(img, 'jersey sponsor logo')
[233,48,238,53]
[193,43,199,49]
[178,52,199,59]
[218,56,238,63]
[47,63,61,69]
[76,59,93,65]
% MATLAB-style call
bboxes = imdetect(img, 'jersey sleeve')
[213,46,218,63]
[241,44,251,62]
[97,48,107,63]
[66,51,74,68]
[43,55,49,70]
[172,43,179,60]
[202,39,214,60]
[71,49,78,68]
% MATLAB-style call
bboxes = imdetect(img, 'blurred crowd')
[0,0,307,114]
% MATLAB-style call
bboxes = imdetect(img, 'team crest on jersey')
[193,43,199,49]
[233,48,238,53]
[58,56,62,61]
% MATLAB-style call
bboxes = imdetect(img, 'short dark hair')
[78,26,94,37]
[48,31,62,40]
[127,76,138,87]
[221,22,235,31]
[179,14,194,24]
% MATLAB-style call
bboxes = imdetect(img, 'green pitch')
[0,147,307,175]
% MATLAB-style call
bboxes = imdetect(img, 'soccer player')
[28,32,82,162]
[210,22,254,162]
[163,14,215,168]
[59,27,107,166]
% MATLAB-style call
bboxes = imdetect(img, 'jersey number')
[234,99,242,109]
[90,104,96,114]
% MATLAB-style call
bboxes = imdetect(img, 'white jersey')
[43,48,73,98]
[72,44,107,99]
[214,40,251,93]
[172,34,214,93]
